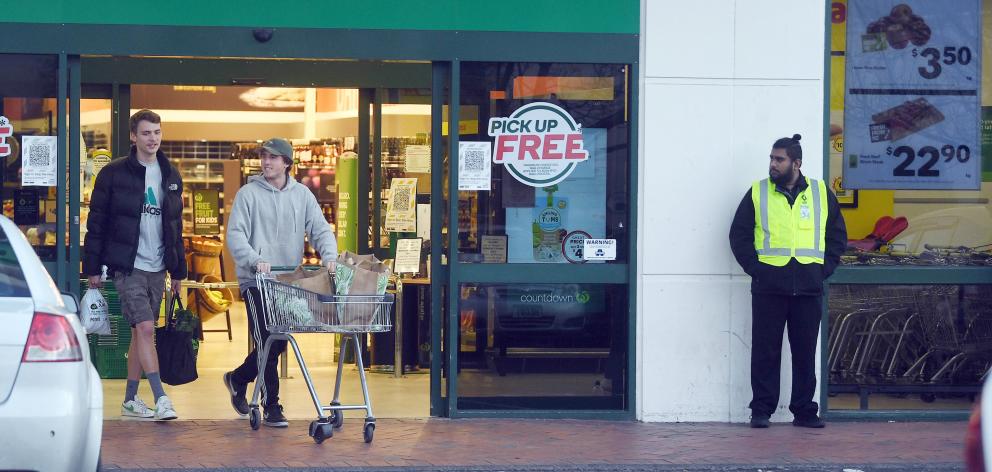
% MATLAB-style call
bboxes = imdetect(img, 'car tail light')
[21,312,83,362]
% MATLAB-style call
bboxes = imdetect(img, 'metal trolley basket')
[248,269,393,444]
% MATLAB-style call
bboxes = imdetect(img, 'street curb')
[105,462,963,472]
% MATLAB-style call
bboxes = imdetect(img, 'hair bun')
[791,134,802,142]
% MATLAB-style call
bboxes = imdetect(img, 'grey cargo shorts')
[113,268,167,327]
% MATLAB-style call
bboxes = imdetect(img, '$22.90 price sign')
[844,0,981,190]
[884,143,971,177]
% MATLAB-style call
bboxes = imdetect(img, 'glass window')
[456,283,627,410]
[79,98,112,251]
[0,54,59,261]
[831,1,992,265]
[828,284,992,410]
[374,88,432,257]
[456,62,630,264]
[0,225,31,297]
[129,85,360,269]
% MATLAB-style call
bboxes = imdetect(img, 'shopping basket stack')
[249,269,393,444]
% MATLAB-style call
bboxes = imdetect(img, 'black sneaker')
[263,404,289,428]
[750,414,770,428]
[792,415,825,428]
[223,372,249,418]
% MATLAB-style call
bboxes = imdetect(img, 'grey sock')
[146,372,166,403]
[124,379,140,403]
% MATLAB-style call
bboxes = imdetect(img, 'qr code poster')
[384,177,418,232]
[458,141,491,191]
[21,135,58,187]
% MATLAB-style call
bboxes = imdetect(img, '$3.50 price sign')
[844,0,981,190]
[912,46,974,80]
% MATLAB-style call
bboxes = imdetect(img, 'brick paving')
[99,418,967,470]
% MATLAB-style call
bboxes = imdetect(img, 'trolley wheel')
[310,420,333,444]
[331,410,344,428]
[363,422,375,443]
[248,408,261,430]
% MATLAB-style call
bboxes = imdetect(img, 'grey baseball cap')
[261,137,293,158]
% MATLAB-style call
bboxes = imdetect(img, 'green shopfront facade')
[0,1,639,419]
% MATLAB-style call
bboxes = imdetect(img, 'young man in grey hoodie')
[223,137,338,427]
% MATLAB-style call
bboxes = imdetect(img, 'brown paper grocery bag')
[335,251,391,295]
[275,266,308,284]
[276,266,335,296]
[292,268,334,296]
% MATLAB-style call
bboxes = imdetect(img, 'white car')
[0,215,102,471]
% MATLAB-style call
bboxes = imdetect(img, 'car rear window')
[0,227,31,297]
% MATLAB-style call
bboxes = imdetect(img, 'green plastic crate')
[81,280,132,378]
[89,343,131,379]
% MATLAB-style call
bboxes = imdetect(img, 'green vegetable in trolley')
[272,292,315,325]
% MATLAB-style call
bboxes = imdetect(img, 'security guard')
[729,134,847,429]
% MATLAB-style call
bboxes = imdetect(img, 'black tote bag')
[156,296,199,386]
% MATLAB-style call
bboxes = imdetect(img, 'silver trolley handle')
[258,265,325,274]
[254,265,298,282]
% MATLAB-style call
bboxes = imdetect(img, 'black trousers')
[749,293,821,418]
[230,287,287,408]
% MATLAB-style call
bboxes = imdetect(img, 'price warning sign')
[843,0,981,190]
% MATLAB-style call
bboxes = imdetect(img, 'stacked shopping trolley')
[829,284,992,406]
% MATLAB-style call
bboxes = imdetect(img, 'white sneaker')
[154,395,178,421]
[121,397,155,418]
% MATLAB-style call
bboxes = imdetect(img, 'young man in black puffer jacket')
[83,109,188,421]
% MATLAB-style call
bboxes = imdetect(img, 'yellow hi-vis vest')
[751,177,827,266]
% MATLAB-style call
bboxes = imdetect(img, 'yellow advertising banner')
[831,0,847,53]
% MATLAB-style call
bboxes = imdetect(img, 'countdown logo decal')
[488,102,588,188]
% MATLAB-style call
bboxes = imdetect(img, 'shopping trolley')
[248,268,394,444]
[903,287,992,386]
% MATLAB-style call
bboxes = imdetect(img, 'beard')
[770,169,794,186]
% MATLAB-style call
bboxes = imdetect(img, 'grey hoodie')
[227,175,337,289]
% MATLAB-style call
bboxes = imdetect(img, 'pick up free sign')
[488,102,589,187]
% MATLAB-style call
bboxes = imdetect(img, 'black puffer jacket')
[82,147,187,280]
[728,174,847,296]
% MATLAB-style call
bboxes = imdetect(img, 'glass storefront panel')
[439,72,451,408]
[456,62,630,264]
[125,85,361,268]
[831,1,992,266]
[79,98,112,253]
[0,54,59,261]
[456,283,627,410]
[828,284,992,410]
[828,0,992,415]
[373,89,432,258]
[86,80,441,418]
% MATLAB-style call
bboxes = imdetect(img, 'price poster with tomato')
[844,0,981,189]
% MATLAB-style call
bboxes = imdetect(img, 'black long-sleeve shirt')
[728,174,847,296]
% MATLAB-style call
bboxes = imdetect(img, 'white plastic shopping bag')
[81,288,111,335]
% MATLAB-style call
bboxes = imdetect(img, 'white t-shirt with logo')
[134,160,166,272]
